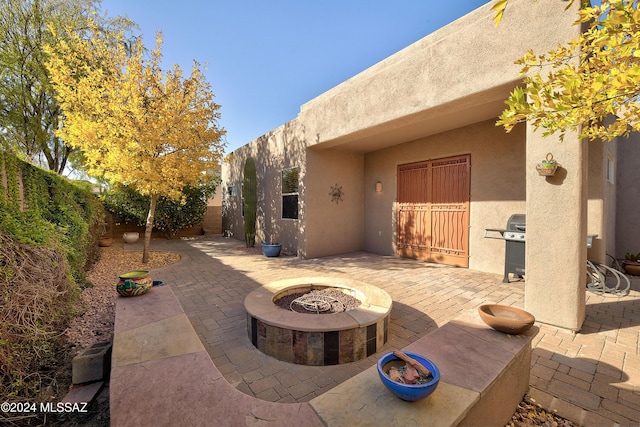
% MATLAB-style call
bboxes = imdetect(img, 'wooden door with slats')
[396,155,470,267]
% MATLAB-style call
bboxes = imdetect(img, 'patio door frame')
[396,154,470,267]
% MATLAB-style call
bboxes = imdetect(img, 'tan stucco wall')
[302,149,364,258]
[587,139,618,263]
[221,121,306,254]
[525,126,587,331]
[616,133,640,258]
[363,119,526,274]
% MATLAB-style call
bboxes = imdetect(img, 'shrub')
[102,176,219,238]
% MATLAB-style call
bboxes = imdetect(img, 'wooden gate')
[397,155,470,267]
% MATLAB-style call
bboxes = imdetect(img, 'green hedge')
[0,150,104,282]
[0,150,105,404]
[102,177,219,238]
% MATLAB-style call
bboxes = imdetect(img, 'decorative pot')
[116,270,152,297]
[98,237,113,247]
[377,351,440,402]
[123,232,140,244]
[536,153,559,176]
[478,304,535,335]
[623,262,640,276]
[262,243,282,257]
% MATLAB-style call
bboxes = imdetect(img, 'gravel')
[64,245,180,349]
[59,244,577,427]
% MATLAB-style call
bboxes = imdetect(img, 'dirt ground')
[52,243,576,427]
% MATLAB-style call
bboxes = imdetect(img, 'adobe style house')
[222,1,640,331]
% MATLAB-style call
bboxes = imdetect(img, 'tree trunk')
[142,194,158,264]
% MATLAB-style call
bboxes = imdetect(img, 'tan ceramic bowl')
[478,304,535,335]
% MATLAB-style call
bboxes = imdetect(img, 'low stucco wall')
[363,119,526,275]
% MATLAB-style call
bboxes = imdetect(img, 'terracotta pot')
[98,237,113,247]
[623,262,640,276]
[478,304,535,335]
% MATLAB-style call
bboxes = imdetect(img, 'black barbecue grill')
[485,214,526,283]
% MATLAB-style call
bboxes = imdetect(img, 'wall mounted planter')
[536,153,559,176]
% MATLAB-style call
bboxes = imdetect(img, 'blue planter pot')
[377,351,440,402]
[261,243,282,257]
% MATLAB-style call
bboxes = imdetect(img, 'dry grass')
[0,234,77,402]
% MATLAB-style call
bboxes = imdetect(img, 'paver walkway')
[130,236,640,426]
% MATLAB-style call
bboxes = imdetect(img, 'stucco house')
[221,1,640,331]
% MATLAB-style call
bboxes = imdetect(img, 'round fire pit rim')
[244,276,392,332]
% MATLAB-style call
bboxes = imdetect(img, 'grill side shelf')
[484,229,507,240]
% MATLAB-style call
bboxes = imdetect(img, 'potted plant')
[98,222,113,247]
[623,252,640,275]
[123,231,140,244]
[261,232,282,257]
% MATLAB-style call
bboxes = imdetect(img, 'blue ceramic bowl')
[377,351,440,401]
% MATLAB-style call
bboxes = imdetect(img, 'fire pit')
[274,288,361,314]
[244,277,392,365]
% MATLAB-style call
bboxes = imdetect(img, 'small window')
[282,167,299,219]
[227,185,237,196]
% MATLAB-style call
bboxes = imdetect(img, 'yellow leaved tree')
[47,22,225,263]
[495,0,640,142]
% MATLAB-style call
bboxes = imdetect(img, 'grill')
[485,214,526,283]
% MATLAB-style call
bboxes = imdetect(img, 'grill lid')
[506,214,526,231]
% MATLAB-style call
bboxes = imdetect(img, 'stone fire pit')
[244,277,392,365]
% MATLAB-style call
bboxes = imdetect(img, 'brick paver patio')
[137,236,640,426]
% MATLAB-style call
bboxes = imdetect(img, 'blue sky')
[101,1,490,153]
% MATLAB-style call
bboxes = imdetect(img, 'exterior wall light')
[375,182,383,193]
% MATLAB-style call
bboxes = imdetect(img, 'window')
[227,185,237,196]
[282,167,299,219]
